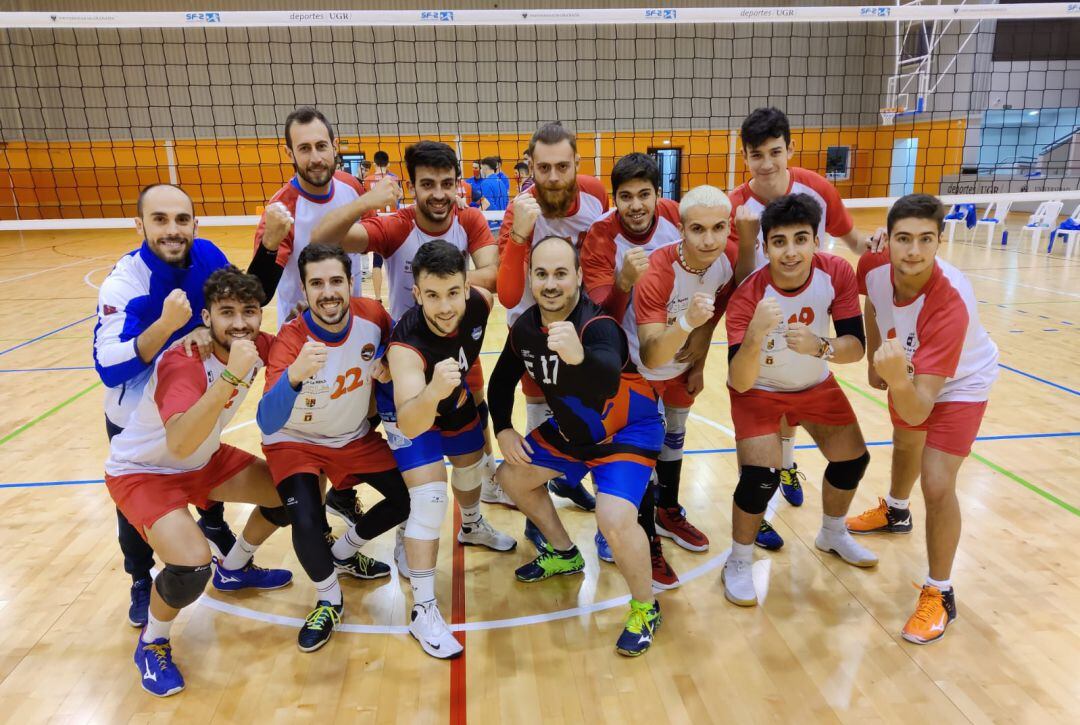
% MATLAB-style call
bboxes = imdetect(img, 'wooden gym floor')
[0,209,1077,723]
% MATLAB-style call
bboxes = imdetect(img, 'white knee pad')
[405,482,448,541]
[526,402,552,433]
[451,458,484,493]
[659,405,690,461]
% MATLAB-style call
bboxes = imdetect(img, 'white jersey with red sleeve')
[725,253,861,392]
[361,205,494,322]
[858,251,998,402]
[105,333,273,477]
[498,175,610,325]
[728,167,855,269]
[261,298,391,447]
[581,197,683,302]
[626,242,737,380]
[254,171,371,329]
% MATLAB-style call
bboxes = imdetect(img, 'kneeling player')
[104,268,292,696]
[722,195,877,607]
[257,244,405,652]
[383,240,516,659]
[490,236,665,657]
[847,194,998,643]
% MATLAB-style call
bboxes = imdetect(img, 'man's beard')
[535,178,578,217]
[295,160,333,188]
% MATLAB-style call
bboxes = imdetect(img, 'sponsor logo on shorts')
[361,343,376,361]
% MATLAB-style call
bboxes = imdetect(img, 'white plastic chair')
[973,200,1012,246]
[1018,201,1064,251]
[1047,202,1080,257]
[943,203,975,243]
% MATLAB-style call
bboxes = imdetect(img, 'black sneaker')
[334,552,391,580]
[298,601,343,653]
[547,477,596,512]
[128,577,152,628]
[326,488,363,527]
[197,518,237,561]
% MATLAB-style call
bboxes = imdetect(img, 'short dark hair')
[298,243,352,283]
[204,265,265,308]
[412,239,467,282]
[760,193,822,239]
[527,122,577,156]
[740,107,791,150]
[284,106,334,149]
[611,153,660,195]
[514,162,529,173]
[531,235,581,271]
[136,183,193,218]
[373,150,390,167]
[887,193,946,234]
[403,141,460,184]
[480,156,499,172]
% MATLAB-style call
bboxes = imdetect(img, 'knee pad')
[405,482,449,541]
[732,465,780,515]
[660,406,690,460]
[526,402,552,433]
[258,505,290,528]
[155,563,211,609]
[824,451,871,491]
[476,401,490,430]
[451,459,484,493]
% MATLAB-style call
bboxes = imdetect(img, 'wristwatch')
[815,337,835,360]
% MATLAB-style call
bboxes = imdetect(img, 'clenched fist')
[617,246,650,291]
[429,357,462,400]
[735,205,761,246]
[160,289,192,332]
[873,338,910,387]
[683,291,715,330]
[748,296,783,339]
[260,201,294,251]
[546,320,584,365]
[784,322,821,356]
[510,193,541,242]
[289,340,328,385]
[367,176,403,211]
[226,339,259,380]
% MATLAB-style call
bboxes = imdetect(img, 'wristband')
[677,314,695,333]
[221,368,250,388]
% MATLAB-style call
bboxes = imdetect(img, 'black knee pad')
[733,465,781,515]
[476,400,489,430]
[259,505,290,528]
[155,563,211,609]
[824,451,871,491]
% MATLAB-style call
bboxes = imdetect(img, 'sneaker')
[846,498,914,535]
[197,517,237,562]
[814,529,879,568]
[212,561,293,591]
[480,476,516,508]
[128,577,151,628]
[779,465,806,507]
[409,601,463,659]
[547,477,596,511]
[457,516,517,552]
[515,543,585,582]
[394,527,410,581]
[523,519,548,553]
[655,506,709,552]
[650,536,680,590]
[755,520,784,550]
[615,599,662,657]
[334,552,391,580]
[902,585,957,644]
[134,636,184,697]
[595,529,614,563]
[298,600,343,652]
[325,488,364,528]
[721,558,757,607]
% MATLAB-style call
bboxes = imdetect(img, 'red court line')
[449,505,467,725]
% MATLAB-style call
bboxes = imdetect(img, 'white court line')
[689,411,737,439]
[222,418,256,435]
[82,264,113,291]
[966,271,1080,299]
[0,255,108,285]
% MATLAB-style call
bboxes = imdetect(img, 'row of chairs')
[943,199,1080,255]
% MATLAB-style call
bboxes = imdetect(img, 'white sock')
[885,494,910,510]
[221,532,258,570]
[410,567,436,605]
[822,514,847,534]
[331,528,367,560]
[315,572,343,606]
[781,437,796,470]
[141,609,173,643]
[926,575,952,592]
[526,403,552,434]
[459,500,482,526]
[730,541,754,563]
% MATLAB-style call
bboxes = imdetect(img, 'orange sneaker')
[846,498,913,535]
[901,584,957,644]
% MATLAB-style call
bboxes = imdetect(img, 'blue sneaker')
[615,599,661,657]
[128,577,151,628]
[213,561,293,592]
[524,519,548,552]
[594,529,614,563]
[779,465,805,507]
[134,636,184,697]
[755,520,784,551]
[547,477,596,512]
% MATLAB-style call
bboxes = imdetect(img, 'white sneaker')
[480,476,516,507]
[722,558,757,607]
[409,602,463,659]
[457,516,517,552]
[395,527,410,581]
[815,529,879,568]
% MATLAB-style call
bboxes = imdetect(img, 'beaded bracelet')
[221,369,249,388]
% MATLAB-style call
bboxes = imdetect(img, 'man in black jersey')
[488,235,665,657]
[382,240,515,660]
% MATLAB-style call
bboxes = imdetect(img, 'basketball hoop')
[880,106,905,126]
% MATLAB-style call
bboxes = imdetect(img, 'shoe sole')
[456,533,518,552]
[128,617,146,628]
[847,525,913,535]
[815,543,878,568]
[615,615,662,657]
[754,538,784,551]
[780,487,804,507]
[598,556,615,564]
[335,566,391,580]
[901,626,949,645]
[325,505,357,528]
[140,682,185,697]
[515,567,584,583]
[720,569,757,607]
[651,578,680,591]
[213,578,294,592]
[655,524,709,552]
[480,493,518,508]
[298,632,335,653]
[409,629,464,659]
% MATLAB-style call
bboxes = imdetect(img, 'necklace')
[678,242,709,276]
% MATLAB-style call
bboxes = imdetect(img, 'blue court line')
[0,365,94,373]
[998,363,1080,397]
[0,314,95,357]
[3,430,1077,491]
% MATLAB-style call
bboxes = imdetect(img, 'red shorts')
[521,372,543,398]
[728,375,857,441]
[466,358,484,398]
[105,444,255,539]
[263,429,398,489]
[648,369,698,409]
[889,399,987,457]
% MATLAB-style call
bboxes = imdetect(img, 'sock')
[553,544,579,558]
[410,567,436,605]
[141,610,173,643]
[822,514,847,534]
[459,500,482,526]
[331,527,367,560]
[221,532,257,570]
[885,494,910,510]
[926,575,952,592]
[730,541,754,563]
[781,437,796,470]
[315,572,343,606]
[526,402,551,434]
[654,459,682,509]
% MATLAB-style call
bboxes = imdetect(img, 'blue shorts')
[375,381,484,472]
